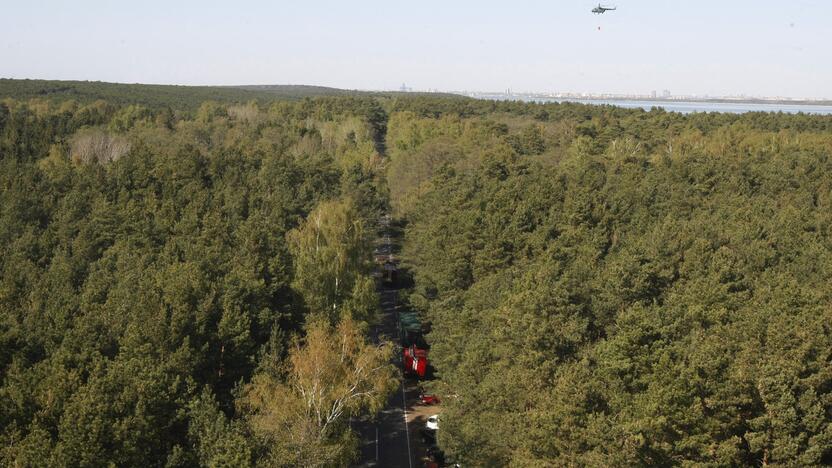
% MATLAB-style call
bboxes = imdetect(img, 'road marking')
[396,293,413,468]
[375,217,413,468]
[402,380,413,468]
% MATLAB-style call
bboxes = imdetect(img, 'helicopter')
[592,4,616,14]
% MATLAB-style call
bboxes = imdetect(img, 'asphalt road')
[354,220,420,468]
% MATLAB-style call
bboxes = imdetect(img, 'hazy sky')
[2,0,829,98]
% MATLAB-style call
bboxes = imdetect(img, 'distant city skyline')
[388,85,829,102]
[2,0,830,100]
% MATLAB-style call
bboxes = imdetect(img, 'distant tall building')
[651,90,657,99]
[662,89,672,98]
[400,83,411,92]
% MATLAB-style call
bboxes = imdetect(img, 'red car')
[419,394,440,405]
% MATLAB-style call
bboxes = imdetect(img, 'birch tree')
[287,198,375,322]
[240,316,396,467]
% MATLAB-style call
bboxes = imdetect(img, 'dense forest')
[0,89,400,466]
[2,80,832,466]
[0,79,463,111]
[390,98,832,466]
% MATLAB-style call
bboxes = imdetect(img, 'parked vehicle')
[426,414,440,431]
[420,428,436,444]
[419,393,440,405]
[427,445,445,464]
[383,259,398,284]
[403,344,428,378]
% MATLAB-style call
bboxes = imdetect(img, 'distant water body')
[485,96,832,115]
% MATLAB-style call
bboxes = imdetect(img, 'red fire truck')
[403,344,427,378]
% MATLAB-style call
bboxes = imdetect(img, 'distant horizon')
[3,1,829,100]
[2,76,829,104]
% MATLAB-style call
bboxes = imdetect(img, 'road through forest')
[354,220,422,468]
